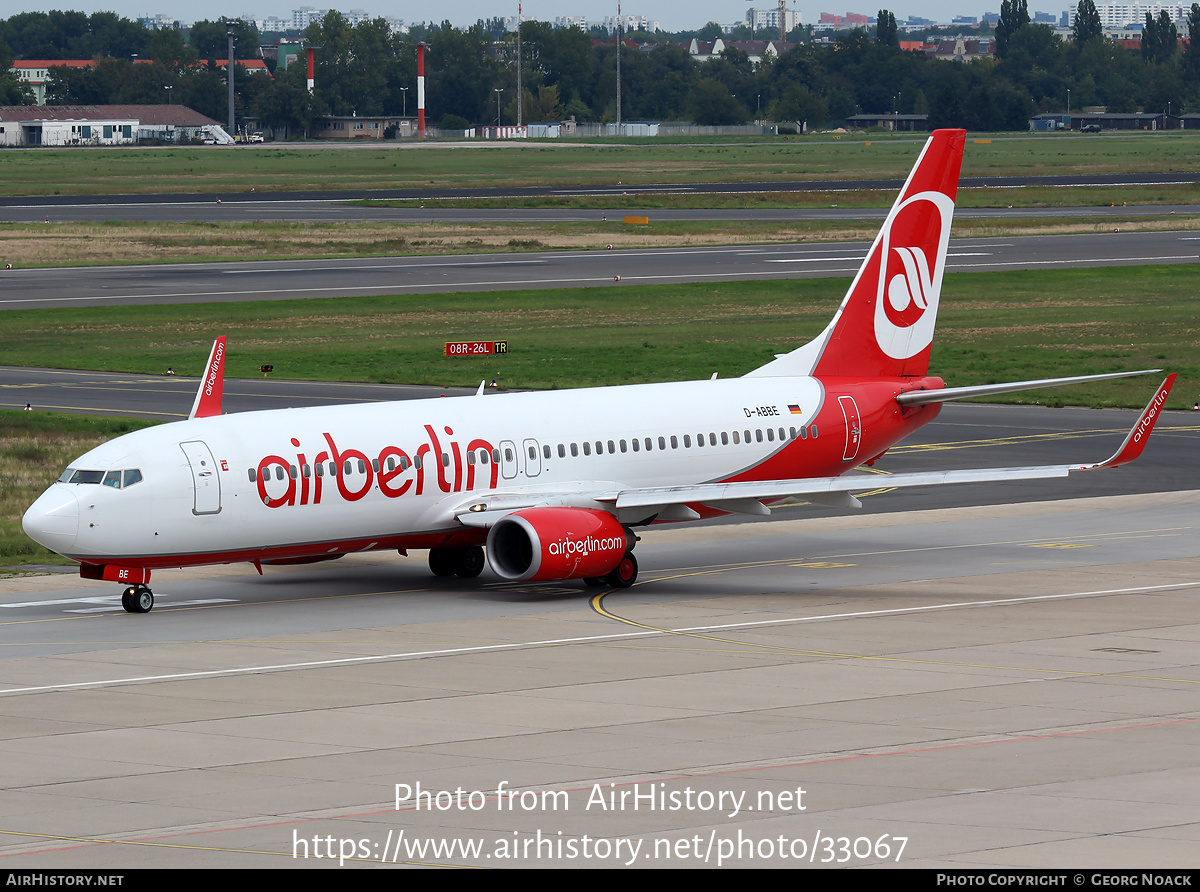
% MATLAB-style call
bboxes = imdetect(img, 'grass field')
[2,265,1193,408]
[4,132,1200,196]
[3,214,1197,268]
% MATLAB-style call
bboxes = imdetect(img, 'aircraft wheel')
[605,553,638,588]
[125,585,154,614]
[454,546,485,578]
[428,548,457,577]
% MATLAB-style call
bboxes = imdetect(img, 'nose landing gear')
[121,584,154,614]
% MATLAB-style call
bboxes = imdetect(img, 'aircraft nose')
[22,486,79,555]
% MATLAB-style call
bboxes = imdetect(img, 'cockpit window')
[61,468,143,488]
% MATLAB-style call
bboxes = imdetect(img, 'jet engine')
[486,507,634,582]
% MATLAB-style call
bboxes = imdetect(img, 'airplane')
[22,128,1176,614]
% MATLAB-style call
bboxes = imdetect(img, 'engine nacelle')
[486,507,634,582]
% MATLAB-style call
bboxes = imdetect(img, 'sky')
[0,1,1016,32]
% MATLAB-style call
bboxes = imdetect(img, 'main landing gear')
[428,545,486,578]
[584,552,638,589]
[121,584,154,614]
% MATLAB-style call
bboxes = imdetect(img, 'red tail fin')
[811,129,966,379]
[189,336,226,420]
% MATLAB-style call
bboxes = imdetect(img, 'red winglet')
[189,336,226,420]
[1088,374,1176,470]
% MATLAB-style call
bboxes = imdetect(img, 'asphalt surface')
[1,169,1197,210]
[3,230,1198,310]
[1,492,1197,866]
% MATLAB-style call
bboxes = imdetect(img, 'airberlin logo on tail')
[873,190,955,360]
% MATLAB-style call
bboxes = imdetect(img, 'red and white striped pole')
[306,46,315,94]
[417,42,426,139]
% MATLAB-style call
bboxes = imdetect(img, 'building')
[315,114,410,139]
[0,104,225,146]
[10,61,96,105]
[746,6,800,34]
[845,113,929,131]
[680,38,796,62]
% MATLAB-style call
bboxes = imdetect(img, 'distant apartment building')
[814,12,872,31]
[1064,2,1190,28]
[746,6,801,33]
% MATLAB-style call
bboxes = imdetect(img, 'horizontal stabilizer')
[897,369,1162,407]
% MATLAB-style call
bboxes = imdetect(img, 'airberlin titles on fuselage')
[256,424,497,508]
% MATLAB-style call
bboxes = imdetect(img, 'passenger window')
[467,451,475,465]
[767,429,775,442]
[316,463,325,476]
[414,455,423,470]
[248,468,256,482]
[479,451,488,464]
[388,457,397,471]
[103,471,122,488]
[595,440,603,454]
[504,448,514,462]
[733,431,741,444]
[620,440,627,453]
[441,453,449,467]
[343,461,352,475]
[755,430,763,443]
[671,436,678,449]
[721,432,728,445]
[645,437,652,451]
[289,465,298,479]
[631,438,639,452]
[558,444,565,458]
[371,459,380,473]
[583,441,591,456]
[571,443,579,457]
[276,466,285,481]
[810,425,818,439]
[800,426,807,440]
[359,459,368,474]
[302,464,311,478]
[658,437,666,450]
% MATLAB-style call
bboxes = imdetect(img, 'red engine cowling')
[486,508,633,582]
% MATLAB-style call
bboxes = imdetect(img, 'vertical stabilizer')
[189,336,226,420]
[747,129,966,379]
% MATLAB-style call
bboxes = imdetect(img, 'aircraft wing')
[455,374,1175,528]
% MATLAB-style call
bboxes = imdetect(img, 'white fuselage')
[27,375,839,569]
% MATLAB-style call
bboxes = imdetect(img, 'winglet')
[189,336,227,420]
[1086,374,1175,470]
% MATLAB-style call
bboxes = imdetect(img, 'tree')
[1185,4,1200,74]
[1073,0,1102,44]
[1141,10,1176,62]
[686,78,748,124]
[995,0,1030,56]
[876,9,899,48]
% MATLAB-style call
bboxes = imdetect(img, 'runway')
[0,491,1197,866]
[3,230,1199,310]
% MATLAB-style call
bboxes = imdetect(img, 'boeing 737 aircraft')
[22,129,1175,613]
